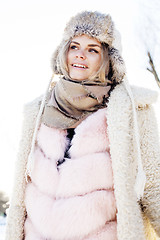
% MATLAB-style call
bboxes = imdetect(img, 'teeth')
[73,64,87,68]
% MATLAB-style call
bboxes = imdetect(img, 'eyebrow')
[71,41,101,48]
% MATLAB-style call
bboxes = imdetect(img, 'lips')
[72,63,88,69]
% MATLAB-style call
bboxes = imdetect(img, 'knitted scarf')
[42,77,111,129]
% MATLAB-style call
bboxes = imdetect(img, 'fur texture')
[32,147,113,198]
[37,124,68,160]
[69,108,110,158]
[25,108,116,239]
[24,217,117,240]
[25,184,116,239]
[24,218,43,240]
[5,84,160,240]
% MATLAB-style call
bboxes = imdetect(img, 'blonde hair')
[57,38,110,83]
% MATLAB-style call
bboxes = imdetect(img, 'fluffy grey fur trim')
[63,11,114,45]
[51,11,126,83]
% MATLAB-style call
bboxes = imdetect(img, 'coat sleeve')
[5,97,41,240]
[137,103,160,238]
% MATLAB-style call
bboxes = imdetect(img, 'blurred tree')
[135,0,160,88]
[0,191,9,216]
[147,52,160,88]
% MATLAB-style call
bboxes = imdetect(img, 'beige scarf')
[42,77,111,129]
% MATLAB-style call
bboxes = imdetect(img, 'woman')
[5,11,160,240]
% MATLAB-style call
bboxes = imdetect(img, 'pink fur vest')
[24,108,117,240]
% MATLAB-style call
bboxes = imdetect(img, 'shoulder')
[130,85,158,108]
[24,95,42,113]
[110,82,158,109]
[23,93,48,122]
[20,95,44,132]
[23,88,53,114]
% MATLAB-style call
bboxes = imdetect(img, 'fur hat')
[52,11,126,83]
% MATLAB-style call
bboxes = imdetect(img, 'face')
[67,35,102,81]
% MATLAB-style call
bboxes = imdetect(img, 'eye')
[89,48,99,53]
[70,45,78,50]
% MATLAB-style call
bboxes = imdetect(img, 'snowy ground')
[0,217,6,240]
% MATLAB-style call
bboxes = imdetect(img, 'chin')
[69,69,89,81]
[71,77,86,81]
[70,74,87,81]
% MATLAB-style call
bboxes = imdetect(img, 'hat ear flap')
[51,45,62,75]
[108,47,126,83]
[112,29,122,53]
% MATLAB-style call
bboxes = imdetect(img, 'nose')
[76,50,86,60]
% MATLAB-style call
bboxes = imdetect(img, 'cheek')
[67,52,71,67]
[97,54,102,64]
[67,54,70,66]
[92,55,101,70]
[67,51,74,64]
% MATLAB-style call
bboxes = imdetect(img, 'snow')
[0,217,6,240]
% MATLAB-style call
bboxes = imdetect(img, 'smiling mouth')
[72,63,88,69]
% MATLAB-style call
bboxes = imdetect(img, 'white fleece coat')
[5,83,160,240]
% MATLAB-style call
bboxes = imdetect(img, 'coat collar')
[129,84,158,107]
[106,82,146,239]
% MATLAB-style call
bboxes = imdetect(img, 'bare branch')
[147,51,160,88]
[146,67,153,73]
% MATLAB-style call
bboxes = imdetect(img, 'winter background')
[0,0,160,238]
